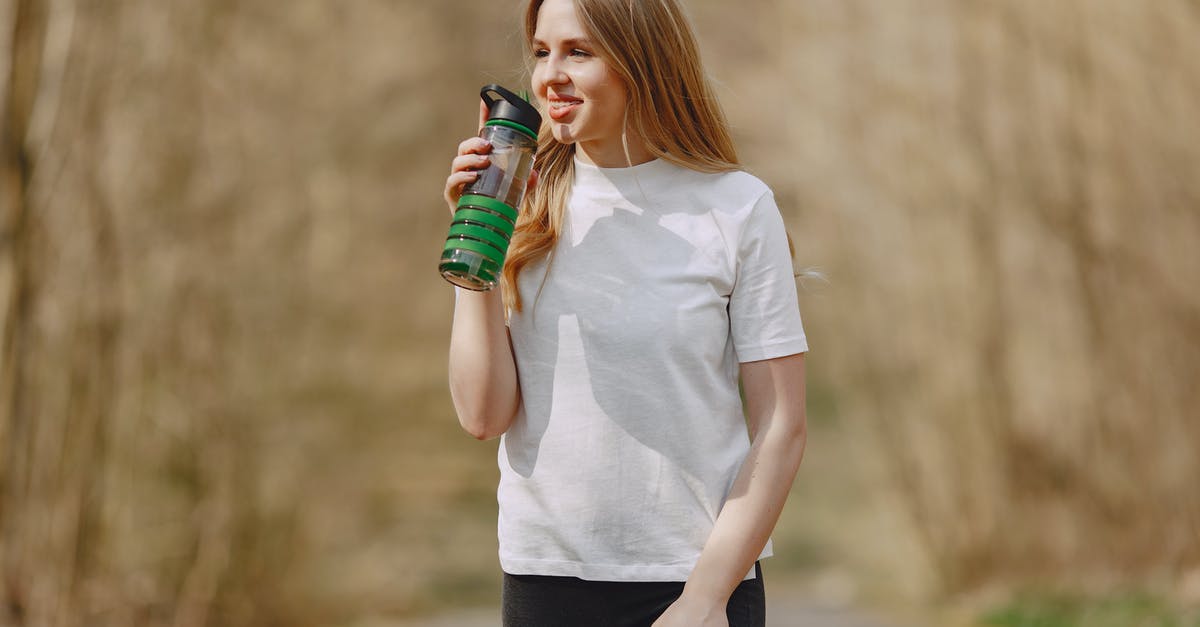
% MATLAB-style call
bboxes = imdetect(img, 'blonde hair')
[502,0,741,314]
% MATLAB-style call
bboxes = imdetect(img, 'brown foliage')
[759,0,1200,596]
[0,0,1197,624]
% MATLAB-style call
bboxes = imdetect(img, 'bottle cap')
[481,84,542,140]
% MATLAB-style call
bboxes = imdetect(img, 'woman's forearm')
[680,353,808,609]
[680,414,807,606]
[448,287,521,439]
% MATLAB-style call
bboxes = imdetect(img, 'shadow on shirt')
[506,193,746,523]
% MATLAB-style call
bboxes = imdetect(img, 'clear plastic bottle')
[440,85,541,291]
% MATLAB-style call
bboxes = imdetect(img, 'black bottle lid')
[481,84,541,140]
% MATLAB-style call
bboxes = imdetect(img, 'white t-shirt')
[499,156,808,582]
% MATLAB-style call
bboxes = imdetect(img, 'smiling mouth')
[548,98,582,121]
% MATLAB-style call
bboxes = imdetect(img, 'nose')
[542,53,570,87]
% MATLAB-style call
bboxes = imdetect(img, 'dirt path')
[389,600,904,626]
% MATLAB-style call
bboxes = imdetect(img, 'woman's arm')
[447,287,521,440]
[654,351,808,626]
[442,101,523,440]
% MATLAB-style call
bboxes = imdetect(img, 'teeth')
[550,100,581,108]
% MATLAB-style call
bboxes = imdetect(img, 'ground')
[388,598,906,627]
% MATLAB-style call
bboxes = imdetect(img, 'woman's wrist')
[678,575,735,610]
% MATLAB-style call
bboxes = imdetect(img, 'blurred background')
[1,0,1198,625]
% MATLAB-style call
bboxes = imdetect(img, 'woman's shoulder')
[665,159,769,191]
[670,164,774,212]
[716,168,772,198]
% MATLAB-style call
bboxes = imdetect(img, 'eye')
[569,48,591,57]
[533,48,549,58]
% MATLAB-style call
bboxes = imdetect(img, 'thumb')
[477,99,489,132]
[526,168,539,194]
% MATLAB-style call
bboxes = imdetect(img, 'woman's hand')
[442,100,538,216]
[652,596,728,627]
[443,100,493,214]
[443,136,492,214]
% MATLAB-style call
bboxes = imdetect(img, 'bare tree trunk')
[1,1,119,624]
[1,0,46,620]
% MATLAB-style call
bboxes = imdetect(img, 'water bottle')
[440,84,541,291]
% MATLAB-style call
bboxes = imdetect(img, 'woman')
[442,0,809,625]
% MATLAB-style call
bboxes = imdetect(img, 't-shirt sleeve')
[728,190,809,363]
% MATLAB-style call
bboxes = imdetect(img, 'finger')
[444,171,480,209]
[444,169,479,199]
[478,100,489,132]
[457,136,493,157]
[450,153,490,174]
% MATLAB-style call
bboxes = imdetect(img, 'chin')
[551,125,579,145]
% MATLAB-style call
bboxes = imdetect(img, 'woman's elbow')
[790,419,808,456]
[459,414,508,441]
[463,425,496,441]
[448,380,519,440]
[453,396,518,440]
[772,410,808,454]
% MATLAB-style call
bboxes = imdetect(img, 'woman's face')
[531,0,631,165]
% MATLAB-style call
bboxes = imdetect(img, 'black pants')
[502,562,765,627]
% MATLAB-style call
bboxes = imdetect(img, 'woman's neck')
[575,134,655,168]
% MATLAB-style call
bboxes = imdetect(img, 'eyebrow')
[531,37,595,48]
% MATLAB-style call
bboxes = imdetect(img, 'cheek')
[594,73,628,111]
[595,83,628,124]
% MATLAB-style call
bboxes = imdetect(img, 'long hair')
[502,0,741,314]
